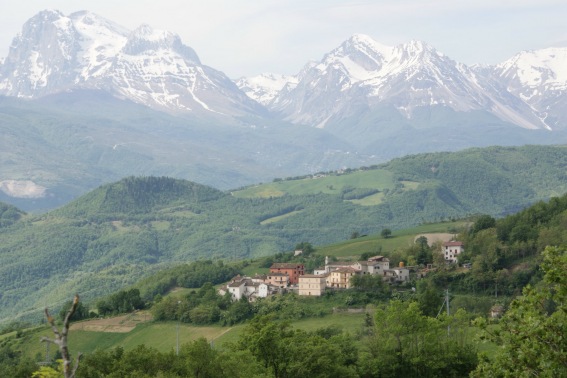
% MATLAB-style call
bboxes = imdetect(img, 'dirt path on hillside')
[211,327,233,342]
[414,233,456,245]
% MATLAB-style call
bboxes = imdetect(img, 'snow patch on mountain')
[493,47,567,130]
[236,73,298,105]
[497,47,567,90]
[71,11,129,81]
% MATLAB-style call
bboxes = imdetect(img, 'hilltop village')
[219,241,464,301]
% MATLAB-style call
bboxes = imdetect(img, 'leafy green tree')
[286,332,358,378]
[238,315,294,378]
[0,344,36,378]
[473,246,567,377]
[381,228,392,239]
[59,300,90,322]
[294,241,315,256]
[189,304,220,325]
[359,300,477,377]
[472,214,496,233]
[350,274,387,297]
[237,315,358,378]
[415,236,432,265]
[416,279,443,317]
[222,297,253,325]
[32,363,62,378]
[96,288,144,316]
[177,338,223,377]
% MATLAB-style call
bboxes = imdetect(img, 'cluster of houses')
[219,255,411,301]
[219,241,466,302]
[300,255,410,296]
[218,263,304,302]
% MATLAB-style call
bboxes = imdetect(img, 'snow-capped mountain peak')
[235,73,298,106]
[497,47,567,89]
[255,34,553,130]
[2,12,565,132]
[0,10,261,117]
[492,46,567,130]
[121,24,199,63]
[342,33,392,59]
[317,34,392,82]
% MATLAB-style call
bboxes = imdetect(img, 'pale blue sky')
[1,0,566,78]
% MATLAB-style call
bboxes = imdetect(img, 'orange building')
[269,263,305,285]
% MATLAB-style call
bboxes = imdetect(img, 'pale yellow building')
[328,267,360,289]
[298,274,328,296]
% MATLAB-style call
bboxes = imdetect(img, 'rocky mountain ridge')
[0,10,264,117]
[242,34,566,131]
[1,12,565,131]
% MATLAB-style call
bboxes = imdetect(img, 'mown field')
[232,169,402,202]
[16,311,369,359]
[313,220,468,258]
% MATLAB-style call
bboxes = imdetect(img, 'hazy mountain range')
[1,10,566,211]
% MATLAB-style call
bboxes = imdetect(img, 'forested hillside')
[1,145,567,322]
[2,193,566,377]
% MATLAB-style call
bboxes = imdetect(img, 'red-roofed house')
[269,263,305,284]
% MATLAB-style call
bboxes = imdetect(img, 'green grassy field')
[20,322,235,358]
[316,221,467,258]
[232,169,400,199]
[260,210,304,225]
[17,311,368,359]
[235,220,468,278]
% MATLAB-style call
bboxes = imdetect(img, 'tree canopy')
[473,246,567,377]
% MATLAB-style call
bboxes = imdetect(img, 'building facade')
[269,263,305,284]
[298,274,328,296]
[443,241,464,263]
[328,267,360,289]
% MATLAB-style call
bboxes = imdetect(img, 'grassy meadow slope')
[0,145,566,322]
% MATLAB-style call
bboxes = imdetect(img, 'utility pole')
[38,340,51,366]
[45,340,50,362]
[446,288,450,336]
[176,300,181,356]
[495,280,498,298]
[176,320,179,356]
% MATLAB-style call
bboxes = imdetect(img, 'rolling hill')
[0,144,567,322]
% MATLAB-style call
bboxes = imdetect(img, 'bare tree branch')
[41,294,82,378]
